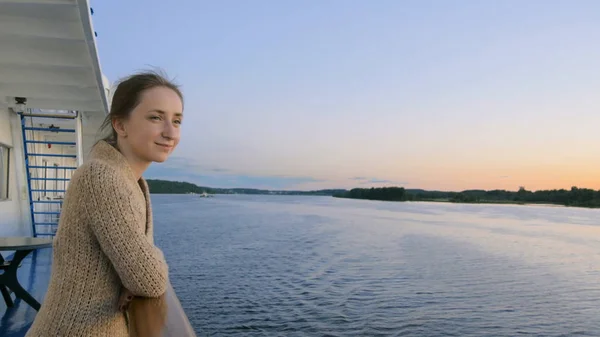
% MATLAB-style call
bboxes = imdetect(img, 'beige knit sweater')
[26,140,169,337]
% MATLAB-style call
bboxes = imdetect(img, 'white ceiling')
[0,0,109,115]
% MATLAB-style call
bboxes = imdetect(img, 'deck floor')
[0,248,52,337]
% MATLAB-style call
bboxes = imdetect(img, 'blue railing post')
[20,114,36,237]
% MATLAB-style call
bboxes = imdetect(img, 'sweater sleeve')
[81,164,169,298]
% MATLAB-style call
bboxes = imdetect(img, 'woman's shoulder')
[70,158,133,190]
[73,158,115,178]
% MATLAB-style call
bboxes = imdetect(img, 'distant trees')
[147,178,600,208]
[334,186,600,208]
[338,187,406,201]
[146,179,215,194]
[145,179,347,196]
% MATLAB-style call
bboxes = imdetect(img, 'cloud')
[160,156,229,174]
[499,175,510,179]
[365,179,393,184]
[144,162,324,190]
[348,176,408,186]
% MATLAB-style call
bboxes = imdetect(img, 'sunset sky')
[93,0,600,191]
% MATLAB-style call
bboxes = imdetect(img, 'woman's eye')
[174,119,182,125]
[149,115,161,120]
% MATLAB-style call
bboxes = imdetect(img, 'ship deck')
[0,248,52,337]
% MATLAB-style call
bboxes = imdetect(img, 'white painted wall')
[81,111,106,162]
[0,107,106,237]
[0,106,30,236]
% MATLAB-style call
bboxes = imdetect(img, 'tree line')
[333,186,600,208]
[145,179,345,196]
[146,179,216,194]
[146,178,600,208]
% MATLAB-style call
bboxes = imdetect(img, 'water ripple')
[153,195,600,336]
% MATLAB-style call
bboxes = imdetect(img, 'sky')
[91,0,600,191]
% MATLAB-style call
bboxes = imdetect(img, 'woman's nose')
[161,121,178,139]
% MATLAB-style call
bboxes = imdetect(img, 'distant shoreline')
[146,179,600,209]
[401,199,566,208]
[332,187,600,209]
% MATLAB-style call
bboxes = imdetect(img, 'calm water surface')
[152,195,600,336]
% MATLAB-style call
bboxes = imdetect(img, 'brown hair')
[98,70,184,144]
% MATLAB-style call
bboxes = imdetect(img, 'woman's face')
[115,86,183,164]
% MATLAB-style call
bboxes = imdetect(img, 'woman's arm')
[80,163,169,298]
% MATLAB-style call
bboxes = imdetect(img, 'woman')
[26,71,184,336]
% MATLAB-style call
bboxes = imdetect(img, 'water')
[152,194,600,336]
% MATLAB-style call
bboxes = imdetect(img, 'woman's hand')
[128,294,168,337]
[119,286,168,336]
[118,287,135,312]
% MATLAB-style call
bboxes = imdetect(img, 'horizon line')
[144,178,598,194]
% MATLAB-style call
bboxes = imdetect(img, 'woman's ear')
[112,118,128,138]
